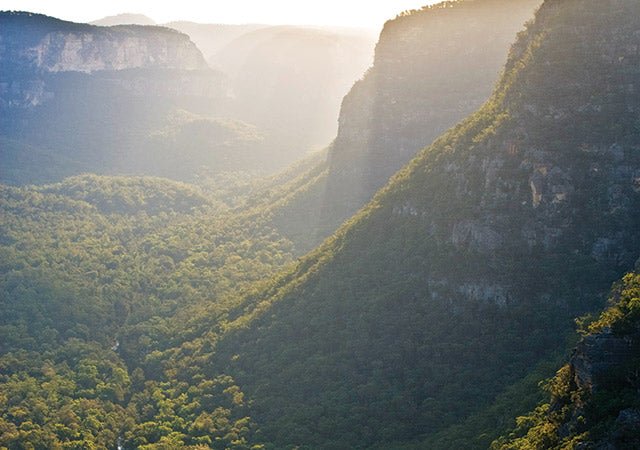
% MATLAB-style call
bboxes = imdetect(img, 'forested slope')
[194,0,640,447]
[317,0,541,238]
[494,268,640,450]
[2,0,640,448]
[0,167,328,448]
[270,0,542,250]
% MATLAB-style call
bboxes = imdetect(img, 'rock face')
[318,0,541,236]
[31,27,205,73]
[1,12,206,74]
[0,12,238,184]
[495,272,640,450]
[0,12,376,184]
[571,330,638,392]
[0,12,211,108]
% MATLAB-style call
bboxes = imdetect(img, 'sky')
[0,0,441,29]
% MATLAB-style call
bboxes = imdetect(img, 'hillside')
[0,12,375,185]
[494,268,640,450]
[0,12,205,75]
[186,0,640,447]
[0,171,312,448]
[316,0,541,237]
[2,0,640,448]
[267,0,542,259]
[0,12,243,185]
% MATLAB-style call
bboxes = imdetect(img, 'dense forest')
[0,176,268,447]
[0,164,330,448]
[202,0,640,447]
[1,0,640,449]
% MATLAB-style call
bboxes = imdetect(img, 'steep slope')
[0,12,374,184]
[494,268,640,450]
[317,0,541,237]
[194,0,640,448]
[0,12,205,75]
[162,22,376,173]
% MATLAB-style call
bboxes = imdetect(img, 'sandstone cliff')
[0,12,238,184]
[0,12,212,108]
[318,0,541,236]
[1,11,206,74]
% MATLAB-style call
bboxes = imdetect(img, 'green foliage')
[318,0,541,240]
[0,171,312,448]
[185,0,640,447]
[126,376,255,449]
[493,272,640,450]
[38,174,214,215]
[2,1,640,449]
[0,340,132,449]
[588,272,640,336]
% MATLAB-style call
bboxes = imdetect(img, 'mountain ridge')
[1,0,640,448]
[316,0,542,238]
[0,11,375,185]
[195,0,640,447]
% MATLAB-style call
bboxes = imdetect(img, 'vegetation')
[0,11,373,186]
[317,0,541,239]
[193,0,640,447]
[0,170,320,448]
[493,270,640,450]
[1,0,640,449]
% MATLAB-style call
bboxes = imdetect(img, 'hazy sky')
[0,0,441,29]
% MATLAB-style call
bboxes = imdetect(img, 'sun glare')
[0,0,438,28]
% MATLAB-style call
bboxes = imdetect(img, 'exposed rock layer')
[1,11,206,74]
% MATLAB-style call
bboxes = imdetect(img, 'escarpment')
[201,1,640,448]
[317,0,541,237]
[1,11,206,75]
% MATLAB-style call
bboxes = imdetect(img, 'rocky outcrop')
[571,330,638,392]
[0,12,212,108]
[30,28,205,73]
[0,11,235,184]
[495,271,640,450]
[1,11,206,74]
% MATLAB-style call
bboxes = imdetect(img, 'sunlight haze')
[4,0,638,448]
[0,0,440,28]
